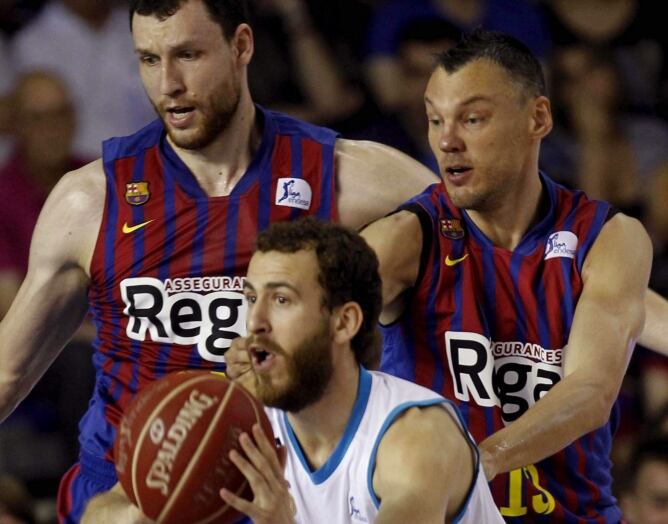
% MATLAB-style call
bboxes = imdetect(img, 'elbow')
[583,382,619,432]
[0,372,28,423]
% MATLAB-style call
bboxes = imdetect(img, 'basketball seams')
[130,374,223,516]
[158,379,237,523]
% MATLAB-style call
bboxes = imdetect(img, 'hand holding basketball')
[220,423,295,524]
[113,371,275,524]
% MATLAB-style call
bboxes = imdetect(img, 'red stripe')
[301,138,323,211]
[56,463,81,523]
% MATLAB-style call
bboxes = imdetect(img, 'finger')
[252,423,284,479]
[220,487,257,518]
[238,431,274,476]
[229,446,271,496]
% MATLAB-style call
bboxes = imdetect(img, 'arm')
[335,139,436,230]
[360,210,422,324]
[263,0,361,123]
[639,288,668,355]
[373,405,475,523]
[0,160,103,422]
[479,213,652,479]
[82,483,152,524]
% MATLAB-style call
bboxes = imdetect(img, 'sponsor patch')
[275,178,312,210]
[544,231,578,260]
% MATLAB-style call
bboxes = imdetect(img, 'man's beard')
[156,78,241,150]
[255,321,334,413]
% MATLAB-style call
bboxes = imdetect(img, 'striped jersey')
[79,106,338,480]
[266,368,504,524]
[380,174,619,523]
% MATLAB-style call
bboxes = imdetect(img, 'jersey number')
[500,466,555,517]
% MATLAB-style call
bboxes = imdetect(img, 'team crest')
[440,218,465,240]
[125,182,150,206]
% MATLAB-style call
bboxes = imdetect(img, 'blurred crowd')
[0,1,666,523]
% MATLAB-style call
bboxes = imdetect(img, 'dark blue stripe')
[510,251,527,341]
[100,158,125,404]
[120,153,149,401]
[422,200,445,393]
[187,198,210,368]
[557,193,581,335]
[156,167,178,377]
[317,142,335,220]
[536,272,551,349]
[289,134,303,220]
[576,201,610,272]
[232,106,277,196]
[480,241,496,337]
[224,198,240,274]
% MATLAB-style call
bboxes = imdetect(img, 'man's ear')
[232,23,254,66]
[530,95,553,140]
[331,301,363,346]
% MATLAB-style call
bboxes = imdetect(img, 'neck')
[168,92,260,197]
[286,354,360,470]
[466,167,544,251]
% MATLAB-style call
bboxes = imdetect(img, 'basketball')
[114,370,273,524]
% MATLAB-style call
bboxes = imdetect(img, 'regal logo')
[126,181,150,206]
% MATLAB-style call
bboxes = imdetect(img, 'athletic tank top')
[266,368,504,523]
[381,173,619,523]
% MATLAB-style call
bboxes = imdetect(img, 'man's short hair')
[129,0,249,39]
[255,217,382,369]
[435,28,546,98]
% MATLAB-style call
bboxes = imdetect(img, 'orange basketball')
[114,371,272,524]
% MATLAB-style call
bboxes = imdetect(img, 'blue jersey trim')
[365,398,466,510]
[284,367,372,485]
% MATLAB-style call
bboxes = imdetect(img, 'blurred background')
[0,1,666,522]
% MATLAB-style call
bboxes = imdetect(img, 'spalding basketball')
[114,370,273,524]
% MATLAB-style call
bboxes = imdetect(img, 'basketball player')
[358,30,652,522]
[82,217,504,524]
[0,1,435,522]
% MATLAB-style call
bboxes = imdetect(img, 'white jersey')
[265,368,504,523]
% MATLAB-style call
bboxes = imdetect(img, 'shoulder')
[581,212,652,293]
[34,159,106,271]
[49,159,106,211]
[335,138,422,168]
[587,212,650,263]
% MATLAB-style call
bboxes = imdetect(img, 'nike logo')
[445,253,469,266]
[122,219,154,234]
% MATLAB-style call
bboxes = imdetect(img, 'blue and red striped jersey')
[380,174,620,523]
[80,106,338,476]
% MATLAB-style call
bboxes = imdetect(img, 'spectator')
[0,475,35,524]
[620,435,668,524]
[364,0,551,111]
[248,0,363,125]
[545,0,666,115]
[542,44,668,221]
[0,71,94,493]
[0,70,88,318]
[0,35,14,165]
[10,0,154,158]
